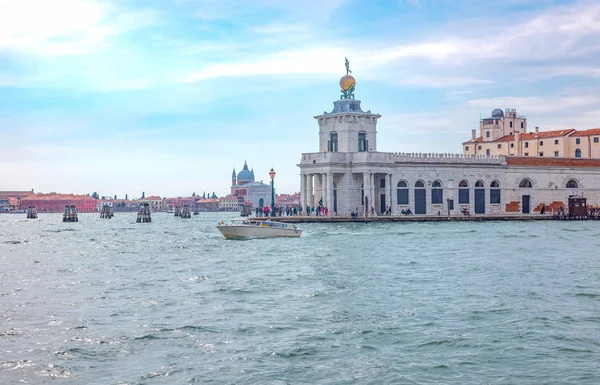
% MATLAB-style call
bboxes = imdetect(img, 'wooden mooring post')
[174,206,181,217]
[62,205,78,222]
[180,204,191,218]
[136,203,151,223]
[193,205,199,215]
[100,204,114,218]
[27,206,38,219]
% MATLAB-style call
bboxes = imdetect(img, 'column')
[363,172,370,214]
[300,174,306,210]
[322,173,327,207]
[307,174,313,208]
[389,173,395,215]
[327,172,334,215]
[370,172,375,213]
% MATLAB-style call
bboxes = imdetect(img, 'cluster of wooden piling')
[27,206,38,219]
[180,204,191,218]
[100,204,114,219]
[193,205,199,215]
[174,206,181,217]
[62,205,78,222]
[136,203,151,223]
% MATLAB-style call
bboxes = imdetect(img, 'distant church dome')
[491,108,504,118]
[237,161,254,182]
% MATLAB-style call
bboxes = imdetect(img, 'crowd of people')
[252,204,335,217]
[254,205,304,217]
[248,202,599,219]
[305,204,329,216]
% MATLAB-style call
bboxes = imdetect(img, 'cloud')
[182,48,346,82]
[179,1,600,89]
[0,0,156,56]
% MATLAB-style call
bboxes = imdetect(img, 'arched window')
[490,180,501,204]
[475,180,485,188]
[397,180,409,205]
[459,180,469,204]
[519,179,532,188]
[414,180,426,214]
[431,180,443,204]
[566,179,579,188]
[575,148,582,158]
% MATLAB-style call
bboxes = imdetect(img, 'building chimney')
[471,129,476,141]
[535,126,539,134]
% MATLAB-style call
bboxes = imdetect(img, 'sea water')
[1,213,599,384]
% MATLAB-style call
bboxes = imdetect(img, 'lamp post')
[269,168,276,217]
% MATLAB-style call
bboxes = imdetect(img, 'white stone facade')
[299,99,600,216]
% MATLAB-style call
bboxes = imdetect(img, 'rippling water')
[1,213,600,384]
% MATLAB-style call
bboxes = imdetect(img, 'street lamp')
[269,168,276,216]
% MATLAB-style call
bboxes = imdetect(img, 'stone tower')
[315,100,380,153]
[314,60,380,153]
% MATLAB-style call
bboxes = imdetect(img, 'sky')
[2,0,600,198]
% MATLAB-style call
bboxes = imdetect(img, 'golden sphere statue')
[339,75,356,91]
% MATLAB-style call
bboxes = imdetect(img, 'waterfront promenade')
[256,214,555,223]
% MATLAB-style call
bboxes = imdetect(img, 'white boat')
[216,218,302,239]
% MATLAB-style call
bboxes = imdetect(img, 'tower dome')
[237,161,254,182]
[491,108,504,118]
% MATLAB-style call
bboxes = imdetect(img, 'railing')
[301,151,507,165]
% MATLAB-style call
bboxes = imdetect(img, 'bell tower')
[315,58,381,153]
[231,167,236,195]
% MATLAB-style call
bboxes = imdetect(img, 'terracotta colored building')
[165,197,195,210]
[196,198,219,211]
[463,109,600,158]
[276,192,301,207]
[19,194,97,213]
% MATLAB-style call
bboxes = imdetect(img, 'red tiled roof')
[519,129,575,139]
[462,136,483,144]
[140,195,162,200]
[21,194,96,201]
[474,129,575,143]
[0,191,34,199]
[197,198,218,203]
[571,128,600,137]
[495,134,515,142]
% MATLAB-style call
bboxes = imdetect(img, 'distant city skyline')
[3,0,600,196]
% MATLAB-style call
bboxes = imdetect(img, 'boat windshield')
[230,219,250,225]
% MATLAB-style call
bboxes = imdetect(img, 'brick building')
[19,194,97,213]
